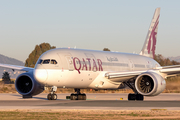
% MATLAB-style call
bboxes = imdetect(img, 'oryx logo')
[147,15,159,58]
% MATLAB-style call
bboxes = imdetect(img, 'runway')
[1,93,180,110]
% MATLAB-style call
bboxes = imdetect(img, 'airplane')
[0,8,180,101]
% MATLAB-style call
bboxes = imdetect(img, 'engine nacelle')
[135,72,166,96]
[15,71,44,96]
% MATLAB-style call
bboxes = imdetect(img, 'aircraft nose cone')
[34,69,48,83]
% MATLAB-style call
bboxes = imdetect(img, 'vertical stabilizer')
[140,8,160,59]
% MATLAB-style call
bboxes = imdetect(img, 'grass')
[0,82,17,93]
[151,109,167,111]
[163,76,180,93]
[0,111,125,120]
[126,112,139,116]
[1,110,180,120]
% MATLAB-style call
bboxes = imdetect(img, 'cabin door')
[65,55,74,71]
[129,59,134,71]
[58,53,74,71]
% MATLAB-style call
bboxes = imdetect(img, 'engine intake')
[136,75,154,93]
[16,75,33,93]
[135,72,166,96]
[15,71,44,96]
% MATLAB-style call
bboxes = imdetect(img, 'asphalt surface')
[1,93,180,110]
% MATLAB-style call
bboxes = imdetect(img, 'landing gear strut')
[47,86,57,100]
[124,80,144,101]
[70,89,86,100]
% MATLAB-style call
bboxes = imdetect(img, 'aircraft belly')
[44,69,99,88]
[88,72,121,89]
[45,69,122,89]
[45,69,67,87]
[61,71,99,88]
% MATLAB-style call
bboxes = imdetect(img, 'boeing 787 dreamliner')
[1,8,179,101]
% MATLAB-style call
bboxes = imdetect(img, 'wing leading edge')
[0,63,34,72]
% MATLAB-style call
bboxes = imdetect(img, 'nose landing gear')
[47,92,57,100]
[47,86,57,100]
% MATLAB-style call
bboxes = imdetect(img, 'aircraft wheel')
[136,94,144,101]
[52,94,57,100]
[77,94,83,100]
[70,94,77,100]
[47,93,52,100]
[82,93,86,100]
[128,93,136,100]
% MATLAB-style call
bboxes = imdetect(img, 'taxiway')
[0,93,180,110]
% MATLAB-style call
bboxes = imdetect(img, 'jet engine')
[135,72,166,96]
[15,71,44,96]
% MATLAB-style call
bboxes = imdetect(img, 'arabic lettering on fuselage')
[73,57,103,74]
[106,57,118,62]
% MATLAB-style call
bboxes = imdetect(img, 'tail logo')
[147,15,159,58]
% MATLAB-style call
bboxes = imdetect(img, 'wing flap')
[0,63,34,72]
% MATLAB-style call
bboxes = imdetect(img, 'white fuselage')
[33,48,160,89]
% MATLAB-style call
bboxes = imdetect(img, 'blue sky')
[0,0,180,62]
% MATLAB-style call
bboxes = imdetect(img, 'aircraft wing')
[0,63,34,72]
[159,65,180,76]
[105,65,180,82]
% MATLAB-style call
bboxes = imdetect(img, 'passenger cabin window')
[37,59,43,64]
[51,59,57,64]
[43,59,50,64]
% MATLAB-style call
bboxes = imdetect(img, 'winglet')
[140,8,160,59]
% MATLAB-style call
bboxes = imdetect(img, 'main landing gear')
[47,86,57,100]
[128,93,144,100]
[70,89,86,100]
[124,80,144,101]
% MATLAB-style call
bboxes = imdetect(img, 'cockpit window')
[51,59,57,64]
[43,59,50,64]
[37,59,57,65]
[37,59,43,64]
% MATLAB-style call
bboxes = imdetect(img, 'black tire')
[78,94,83,100]
[52,94,57,100]
[82,94,86,100]
[70,93,74,100]
[47,93,52,100]
[128,93,136,100]
[136,94,144,101]
[70,94,77,100]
